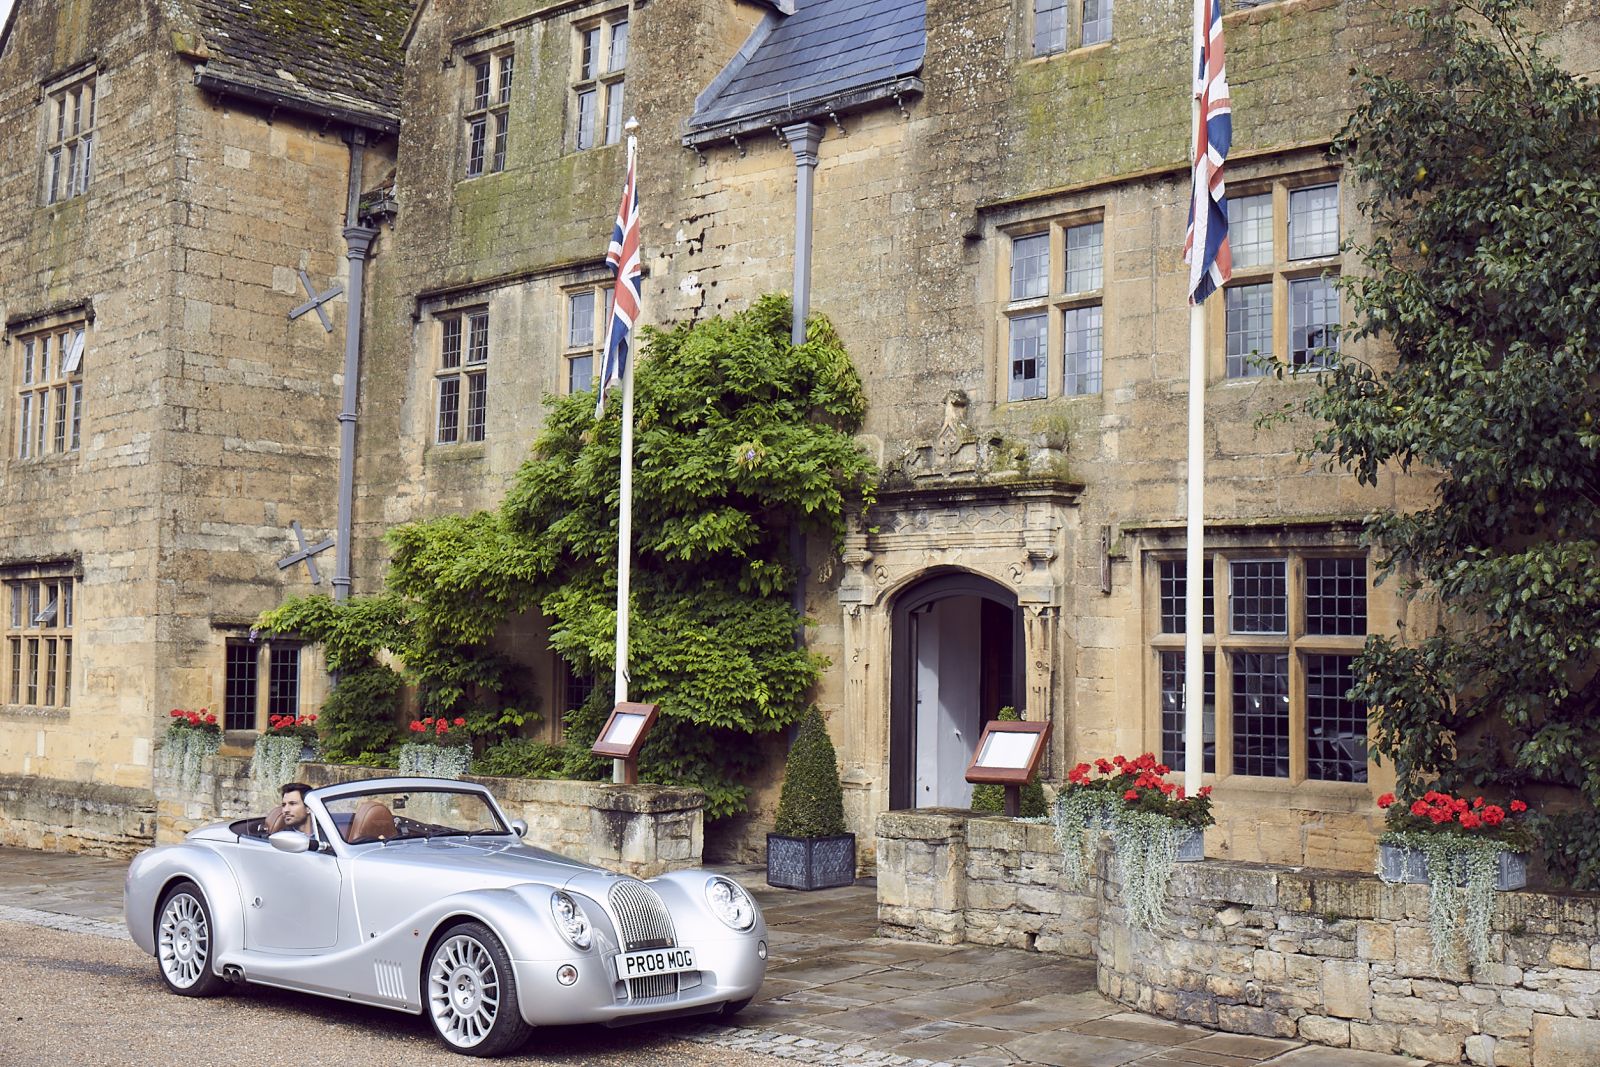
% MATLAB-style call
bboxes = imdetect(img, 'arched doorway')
[889,571,1024,810]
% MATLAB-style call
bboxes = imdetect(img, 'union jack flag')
[1183,0,1233,305]
[597,139,642,417]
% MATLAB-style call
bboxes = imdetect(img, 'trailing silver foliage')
[1110,808,1184,930]
[161,730,221,793]
[250,734,309,806]
[1052,790,1113,889]
[399,742,472,780]
[1379,830,1508,964]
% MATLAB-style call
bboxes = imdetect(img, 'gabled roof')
[183,0,416,134]
[686,0,924,147]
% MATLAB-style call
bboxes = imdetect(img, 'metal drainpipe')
[782,122,824,636]
[333,132,379,602]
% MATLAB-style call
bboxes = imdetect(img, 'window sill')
[1023,40,1113,65]
[1210,774,1374,810]
[0,705,70,721]
[11,455,83,469]
[427,441,488,462]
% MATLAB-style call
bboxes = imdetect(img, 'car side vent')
[374,959,406,1000]
[609,879,676,951]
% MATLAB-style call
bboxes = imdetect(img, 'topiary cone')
[774,707,847,838]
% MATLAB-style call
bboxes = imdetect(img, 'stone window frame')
[1215,168,1343,380]
[43,69,96,205]
[220,631,306,733]
[1143,542,1371,787]
[1028,0,1113,58]
[13,319,86,462]
[999,209,1106,403]
[572,8,629,152]
[562,280,614,395]
[3,564,78,711]
[463,46,515,179]
[432,307,491,446]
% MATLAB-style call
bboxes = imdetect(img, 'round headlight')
[705,876,757,931]
[550,891,592,950]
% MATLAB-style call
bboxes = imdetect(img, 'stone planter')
[1378,842,1527,890]
[766,832,856,891]
[1174,826,1205,862]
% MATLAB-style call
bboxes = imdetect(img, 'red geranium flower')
[1198,786,1212,798]
[453,717,466,727]
[1410,800,1429,817]
[1482,806,1505,826]
[1123,789,1139,800]
[1377,793,1395,808]
[1112,755,1127,768]
[1510,800,1528,814]
[1095,758,1112,774]
[1459,811,1481,829]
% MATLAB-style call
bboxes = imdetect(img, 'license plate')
[615,946,697,980]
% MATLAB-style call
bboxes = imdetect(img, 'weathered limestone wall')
[153,758,704,878]
[0,0,186,791]
[878,810,1600,1066]
[0,774,156,857]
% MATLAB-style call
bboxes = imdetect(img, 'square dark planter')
[766,832,856,890]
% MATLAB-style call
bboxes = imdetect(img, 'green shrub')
[317,663,403,762]
[773,707,847,838]
[970,707,1047,817]
[470,737,568,780]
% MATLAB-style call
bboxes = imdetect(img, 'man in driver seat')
[266,782,318,841]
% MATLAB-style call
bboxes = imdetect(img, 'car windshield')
[322,789,508,844]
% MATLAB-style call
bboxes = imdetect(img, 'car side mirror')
[510,819,528,839]
[269,830,313,854]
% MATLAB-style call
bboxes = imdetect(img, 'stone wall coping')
[0,773,152,810]
[293,762,705,813]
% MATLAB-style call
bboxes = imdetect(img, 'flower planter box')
[1378,843,1527,891]
[1174,827,1205,862]
[766,832,855,891]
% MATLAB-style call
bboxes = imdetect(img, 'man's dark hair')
[281,781,312,798]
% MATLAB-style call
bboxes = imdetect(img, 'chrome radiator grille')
[609,879,676,950]
[628,973,680,1000]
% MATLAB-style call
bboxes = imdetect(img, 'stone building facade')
[2,0,1593,865]
[0,0,407,850]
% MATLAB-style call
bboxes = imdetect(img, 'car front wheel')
[426,921,533,1057]
[156,881,228,996]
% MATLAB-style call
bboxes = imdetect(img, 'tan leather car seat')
[263,805,287,834]
[348,800,399,843]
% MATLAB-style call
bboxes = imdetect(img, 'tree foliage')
[259,295,875,819]
[1302,0,1600,880]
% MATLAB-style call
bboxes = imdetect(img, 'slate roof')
[182,0,416,133]
[686,0,924,145]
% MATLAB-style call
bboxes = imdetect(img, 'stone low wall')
[878,809,1600,1066]
[296,763,705,877]
[0,773,157,857]
[3,753,706,878]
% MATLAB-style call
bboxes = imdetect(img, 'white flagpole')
[1183,7,1206,801]
[612,130,639,783]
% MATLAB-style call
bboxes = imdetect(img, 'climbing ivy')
[259,295,876,818]
[1292,1,1600,881]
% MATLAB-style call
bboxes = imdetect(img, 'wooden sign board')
[964,719,1052,786]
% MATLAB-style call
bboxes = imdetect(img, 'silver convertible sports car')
[124,777,767,1057]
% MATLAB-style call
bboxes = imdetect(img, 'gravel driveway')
[0,919,787,1067]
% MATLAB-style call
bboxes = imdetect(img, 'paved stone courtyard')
[0,847,1428,1066]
